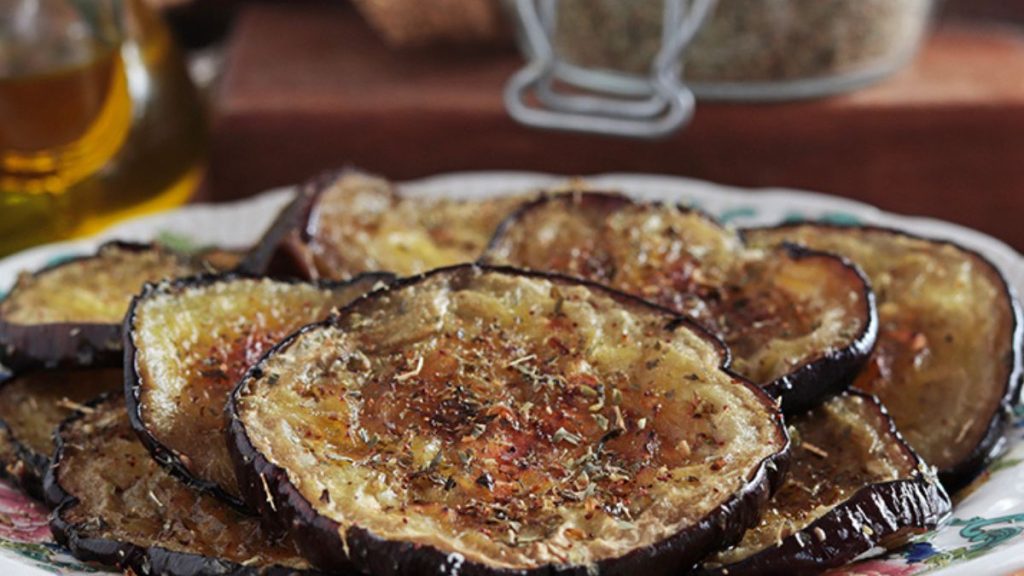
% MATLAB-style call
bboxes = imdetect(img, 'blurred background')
[2,0,1024,256]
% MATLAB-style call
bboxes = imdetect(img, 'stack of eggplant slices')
[0,170,1020,576]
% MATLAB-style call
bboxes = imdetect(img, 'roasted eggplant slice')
[0,368,121,499]
[127,273,392,508]
[0,241,203,370]
[229,265,789,575]
[242,170,526,280]
[45,395,318,576]
[699,391,950,575]
[744,224,1023,490]
[483,192,877,414]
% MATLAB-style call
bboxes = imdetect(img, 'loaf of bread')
[351,0,511,47]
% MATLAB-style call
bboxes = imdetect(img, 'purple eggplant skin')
[483,192,879,417]
[123,278,247,513]
[227,263,792,576]
[0,368,49,499]
[0,368,43,499]
[707,478,950,576]
[43,394,323,576]
[742,222,1024,492]
[238,168,376,279]
[0,319,121,372]
[697,390,952,576]
[0,242,156,371]
[0,421,49,502]
[761,243,878,416]
[0,367,122,501]
[1,241,248,372]
[230,442,782,576]
[123,271,396,512]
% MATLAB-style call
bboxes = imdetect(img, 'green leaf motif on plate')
[780,211,863,226]
[918,514,1024,570]
[43,254,81,270]
[717,207,758,224]
[0,541,101,574]
[155,231,201,255]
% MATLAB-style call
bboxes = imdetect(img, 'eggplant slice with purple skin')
[126,272,393,509]
[228,264,790,576]
[0,367,121,500]
[45,395,320,576]
[241,169,528,280]
[743,224,1023,490]
[0,241,238,371]
[482,192,878,415]
[698,391,951,576]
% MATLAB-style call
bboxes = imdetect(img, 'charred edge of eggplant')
[239,167,397,279]
[0,362,51,498]
[698,389,952,576]
[43,394,319,576]
[0,370,12,487]
[484,192,878,416]
[0,322,122,372]
[761,243,879,416]
[0,241,170,371]
[124,270,396,513]
[0,365,124,501]
[0,420,50,501]
[0,421,46,501]
[11,439,48,502]
[742,222,1024,490]
[481,189,736,260]
[9,240,158,278]
[482,190,634,257]
[227,263,792,576]
[0,371,34,494]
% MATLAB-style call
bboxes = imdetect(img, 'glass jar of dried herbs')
[550,0,934,100]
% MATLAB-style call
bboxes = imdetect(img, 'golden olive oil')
[0,0,206,257]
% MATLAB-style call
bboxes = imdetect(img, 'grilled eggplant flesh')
[243,170,526,280]
[45,396,317,576]
[0,242,202,370]
[483,192,877,414]
[0,368,121,499]
[701,391,950,575]
[744,224,1023,489]
[127,273,391,507]
[229,265,789,575]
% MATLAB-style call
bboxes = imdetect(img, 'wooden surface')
[210,2,1024,251]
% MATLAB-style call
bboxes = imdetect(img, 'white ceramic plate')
[0,172,1022,576]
